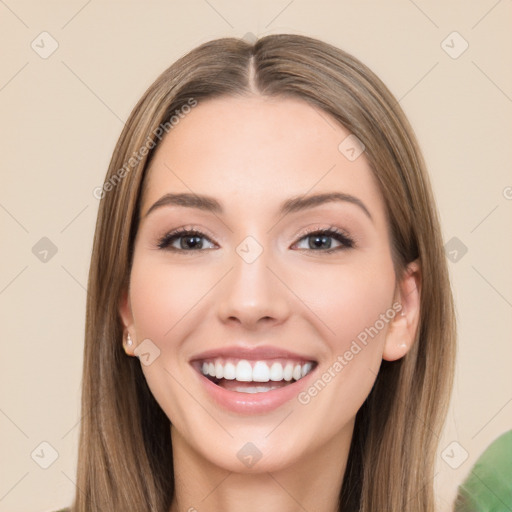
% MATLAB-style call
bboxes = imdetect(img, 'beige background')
[1,1,511,511]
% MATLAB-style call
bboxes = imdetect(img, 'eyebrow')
[144,191,372,221]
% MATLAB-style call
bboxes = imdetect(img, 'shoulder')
[454,430,512,511]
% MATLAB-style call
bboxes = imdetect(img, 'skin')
[119,95,421,512]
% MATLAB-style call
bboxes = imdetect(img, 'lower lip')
[194,368,316,415]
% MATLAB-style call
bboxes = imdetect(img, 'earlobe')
[119,288,136,356]
[123,331,136,356]
[382,318,411,361]
[383,259,421,362]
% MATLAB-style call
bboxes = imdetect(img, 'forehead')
[141,95,386,222]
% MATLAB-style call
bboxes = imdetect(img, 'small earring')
[126,333,133,346]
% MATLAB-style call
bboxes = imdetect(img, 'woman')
[68,34,456,511]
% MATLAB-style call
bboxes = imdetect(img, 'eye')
[156,226,355,254]
[157,227,216,252]
[293,227,355,253]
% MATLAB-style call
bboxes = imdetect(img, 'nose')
[216,247,291,330]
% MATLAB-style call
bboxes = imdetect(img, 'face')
[120,95,417,473]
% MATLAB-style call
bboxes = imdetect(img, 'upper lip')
[190,345,317,363]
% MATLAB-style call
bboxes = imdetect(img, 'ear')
[383,259,422,361]
[119,287,136,356]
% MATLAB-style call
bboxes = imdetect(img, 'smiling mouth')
[194,358,317,394]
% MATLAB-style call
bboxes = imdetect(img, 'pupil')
[182,236,202,249]
[310,235,331,249]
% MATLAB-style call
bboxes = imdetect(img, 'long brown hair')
[73,34,456,511]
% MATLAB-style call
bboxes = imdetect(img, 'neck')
[169,423,353,512]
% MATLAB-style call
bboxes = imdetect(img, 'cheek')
[128,254,216,341]
[127,254,211,430]
[292,258,396,353]
[293,261,396,424]
[127,253,223,425]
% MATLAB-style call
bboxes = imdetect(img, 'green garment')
[454,430,512,511]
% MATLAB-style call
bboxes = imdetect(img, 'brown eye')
[157,229,216,251]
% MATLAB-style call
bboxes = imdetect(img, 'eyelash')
[156,225,355,254]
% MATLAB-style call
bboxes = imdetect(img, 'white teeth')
[199,358,315,383]
[223,362,236,380]
[269,362,283,381]
[283,363,294,381]
[301,362,313,377]
[233,385,280,394]
[236,360,253,382]
[252,361,270,382]
[215,361,224,379]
